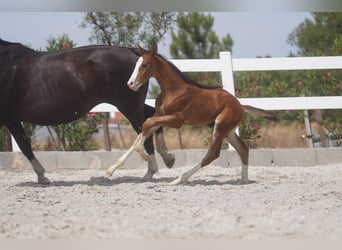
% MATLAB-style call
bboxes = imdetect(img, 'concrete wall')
[0,148,341,172]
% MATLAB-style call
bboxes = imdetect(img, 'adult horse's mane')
[0,38,16,45]
[0,38,141,57]
[155,54,222,90]
[0,38,27,49]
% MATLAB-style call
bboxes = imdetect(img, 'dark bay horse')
[106,44,278,185]
[0,39,174,184]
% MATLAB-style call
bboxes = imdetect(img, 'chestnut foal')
[107,44,278,185]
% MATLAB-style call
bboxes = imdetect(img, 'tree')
[288,12,342,147]
[169,12,233,87]
[0,127,12,151]
[288,13,342,56]
[81,12,176,48]
[170,13,233,59]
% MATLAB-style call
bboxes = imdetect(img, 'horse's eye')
[141,63,148,68]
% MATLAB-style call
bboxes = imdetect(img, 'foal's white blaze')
[127,57,143,91]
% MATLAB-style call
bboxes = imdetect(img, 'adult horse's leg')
[227,131,249,184]
[6,122,50,184]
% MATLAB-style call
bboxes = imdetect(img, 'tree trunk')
[3,128,12,151]
[303,110,313,148]
[103,112,112,151]
[117,122,127,149]
[178,129,184,149]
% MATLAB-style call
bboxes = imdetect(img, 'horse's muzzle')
[128,81,142,91]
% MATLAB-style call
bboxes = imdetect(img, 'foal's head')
[127,44,158,91]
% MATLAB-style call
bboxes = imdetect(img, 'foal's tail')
[243,105,279,121]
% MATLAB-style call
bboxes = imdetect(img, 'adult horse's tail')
[243,105,279,121]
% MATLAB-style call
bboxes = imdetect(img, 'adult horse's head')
[127,43,158,91]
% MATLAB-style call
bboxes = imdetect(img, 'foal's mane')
[155,54,222,90]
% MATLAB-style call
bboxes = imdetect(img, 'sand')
[0,163,341,239]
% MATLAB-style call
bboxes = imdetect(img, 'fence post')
[303,110,313,148]
[219,52,240,140]
[219,52,235,95]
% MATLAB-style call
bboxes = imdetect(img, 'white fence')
[11,52,342,151]
[91,52,342,112]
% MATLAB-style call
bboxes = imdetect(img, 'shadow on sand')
[16,174,256,188]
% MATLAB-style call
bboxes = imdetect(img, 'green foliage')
[235,70,306,121]
[170,13,233,59]
[0,127,6,151]
[234,70,302,147]
[81,12,176,47]
[45,34,76,51]
[239,115,262,148]
[288,13,342,56]
[235,13,342,147]
[169,12,233,86]
[52,113,103,151]
[287,13,342,145]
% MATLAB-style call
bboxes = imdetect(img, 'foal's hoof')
[170,176,186,186]
[38,176,51,185]
[137,150,149,161]
[164,153,175,168]
[105,170,113,179]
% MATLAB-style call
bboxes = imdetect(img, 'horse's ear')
[151,43,158,55]
[138,44,148,55]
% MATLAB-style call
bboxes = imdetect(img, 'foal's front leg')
[106,134,146,177]
[135,113,184,155]
[106,131,158,179]
[107,114,183,180]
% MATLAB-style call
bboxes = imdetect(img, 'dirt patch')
[0,164,341,239]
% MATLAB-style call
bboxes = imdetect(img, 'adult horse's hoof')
[142,172,154,182]
[164,153,175,168]
[240,178,251,185]
[38,176,51,185]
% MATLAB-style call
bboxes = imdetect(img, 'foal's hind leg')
[6,122,50,184]
[171,125,225,185]
[228,131,249,184]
